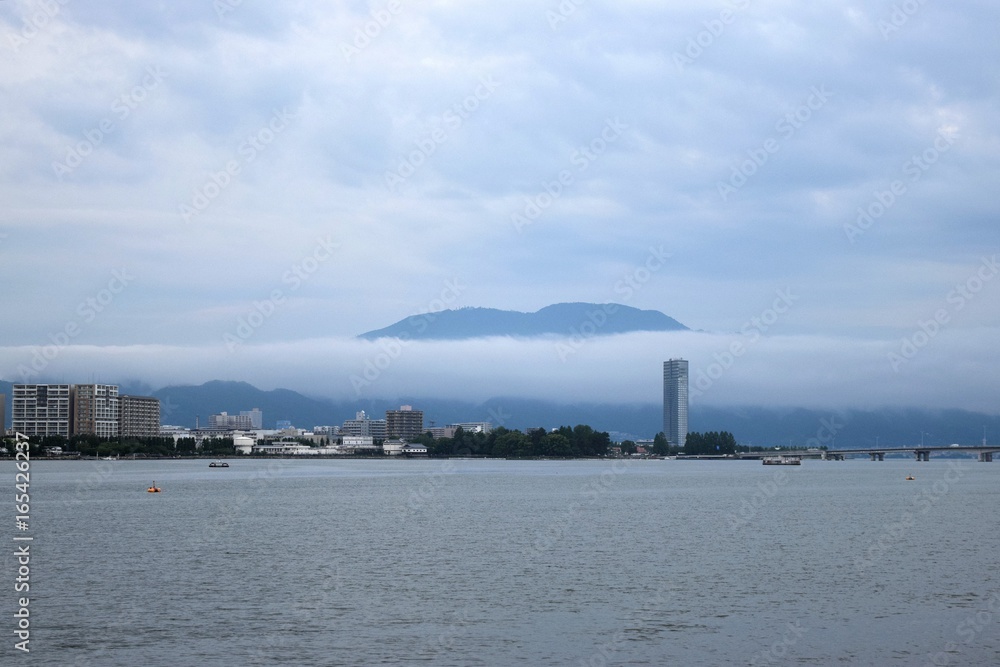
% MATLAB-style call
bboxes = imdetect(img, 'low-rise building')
[383,439,406,455]
[251,441,312,455]
[341,435,379,454]
[451,422,493,434]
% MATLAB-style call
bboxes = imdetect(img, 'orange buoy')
[147,481,161,493]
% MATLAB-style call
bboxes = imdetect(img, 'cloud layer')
[3,326,999,413]
[1,2,997,411]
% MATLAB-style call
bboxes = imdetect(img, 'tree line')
[6,427,768,459]
[412,424,612,458]
[3,434,236,458]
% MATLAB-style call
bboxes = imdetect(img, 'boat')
[209,460,230,468]
[147,482,161,493]
[905,475,915,481]
[762,456,801,466]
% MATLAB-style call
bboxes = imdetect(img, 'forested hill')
[357,302,688,340]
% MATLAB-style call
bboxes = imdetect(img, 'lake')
[3,457,998,665]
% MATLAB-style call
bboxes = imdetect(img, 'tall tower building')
[663,359,689,448]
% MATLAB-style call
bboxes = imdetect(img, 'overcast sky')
[1,1,998,411]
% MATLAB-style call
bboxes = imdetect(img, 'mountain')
[4,379,999,449]
[122,382,1000,449]
[151,380,337,429]
[357,303,688,340]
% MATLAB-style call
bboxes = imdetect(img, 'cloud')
[0,1,997,410]
[2,327,998,414]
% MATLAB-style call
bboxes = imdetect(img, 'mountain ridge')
[357,302,688,340]
[4,380,998,448]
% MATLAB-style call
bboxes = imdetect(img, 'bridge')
[737,445,1000,462]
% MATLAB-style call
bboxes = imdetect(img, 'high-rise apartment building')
[120,395,161,438]
[73,384,120,438]
[13,383,159,439]
[342,410,388,439]
[12,384,73,437]
[240,408,263,429]
[663,359,689,448]
[386,405,424,440]
[209,412,254,430]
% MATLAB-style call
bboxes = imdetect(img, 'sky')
[1,1,998,412]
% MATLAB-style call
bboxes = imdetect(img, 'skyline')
[2,2,998,413]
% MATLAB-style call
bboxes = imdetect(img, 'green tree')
[492,431,529,458]
[652,432,669,456]
[542,433,573,457]
[683,431,738,455]
[176,437,197,454]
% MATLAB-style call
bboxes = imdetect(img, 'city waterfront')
[3,458,999,665]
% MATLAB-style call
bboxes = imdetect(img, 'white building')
[13,384,72,437]
[383,439,406,455]
[341,435,379,454]
[234,436,255,455]
[342,410,387,439]
[452,422,493,434]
